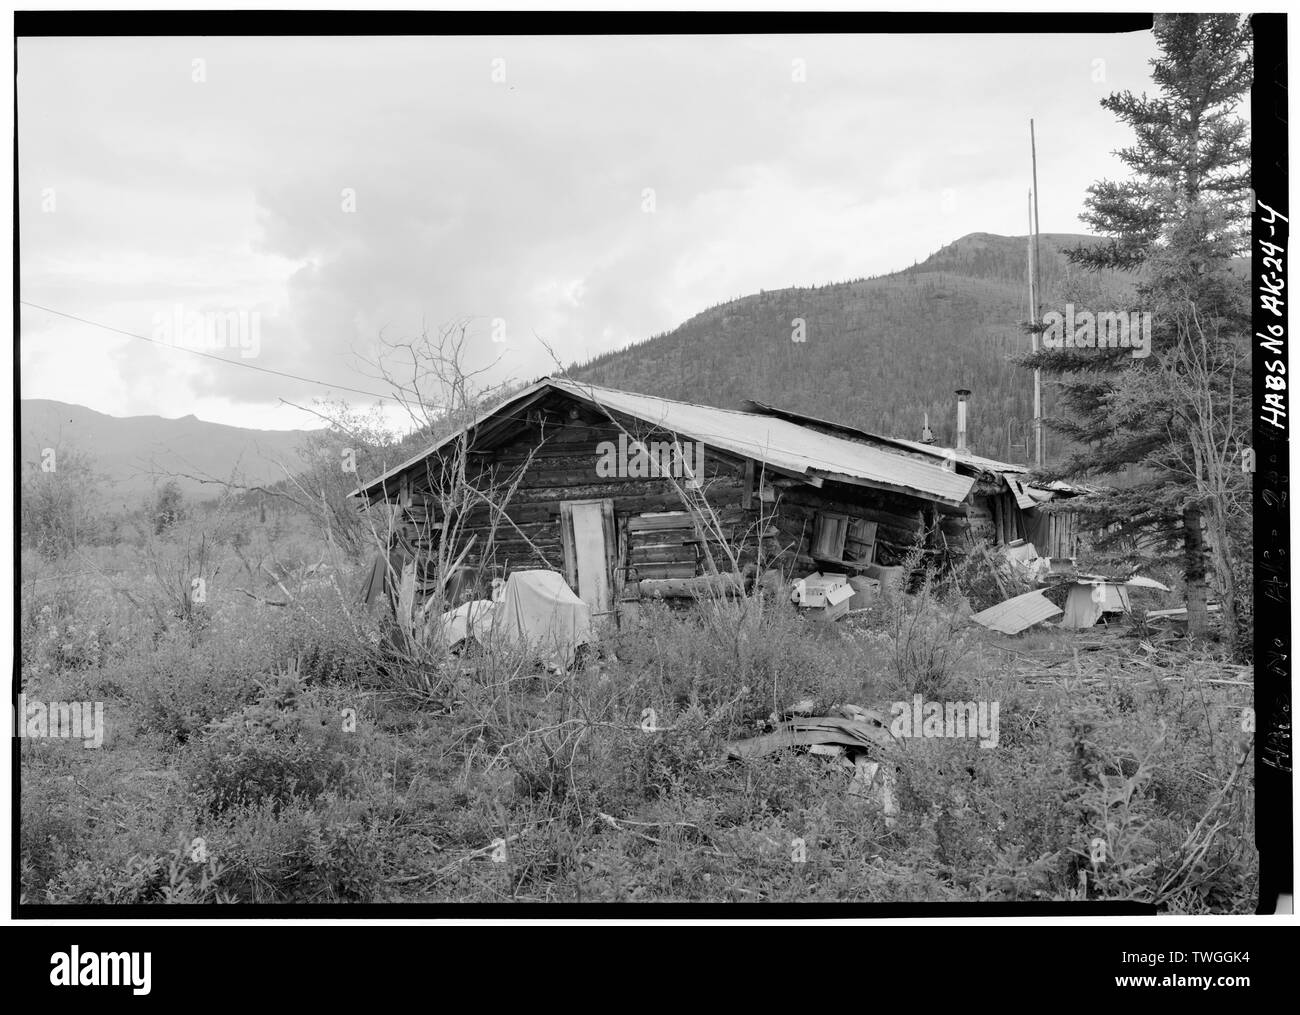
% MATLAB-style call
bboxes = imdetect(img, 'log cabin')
[350,377,1084,619]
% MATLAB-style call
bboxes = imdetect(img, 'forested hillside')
[572,232,1132,464]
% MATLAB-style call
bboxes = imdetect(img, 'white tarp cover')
[492,570,593,666]
[432,599,496,648]
[1061,582,1132,629]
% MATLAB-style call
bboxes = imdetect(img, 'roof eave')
[812,469,974,507]
[348,377,559,499]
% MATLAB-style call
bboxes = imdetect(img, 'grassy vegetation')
[18,505,1257,909]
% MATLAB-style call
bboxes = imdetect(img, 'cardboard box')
[791,572,854,619]
[820,581,855,620]
[791,571,848,607]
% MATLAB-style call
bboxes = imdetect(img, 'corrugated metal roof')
[970,588,1063,635]
[352,377,977,504]
[742,398,1031,475]
[553,379,975,502]
[884,434,1030,475]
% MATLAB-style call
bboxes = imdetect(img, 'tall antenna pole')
[1026,193,1035,322]
[1030,119,1044,469]
[1027,191,1039,468]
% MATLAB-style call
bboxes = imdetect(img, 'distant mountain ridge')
[22,232,1128,501]
[572,232,1129,464]
[20,399,313,505]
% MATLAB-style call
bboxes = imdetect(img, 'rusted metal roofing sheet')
[1003,473,1038,509]
[970,588,1063,635]
[353,377,977,505]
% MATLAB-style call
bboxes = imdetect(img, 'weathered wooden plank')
[638,573,745,599]
[631,545,699,564]
[628,561,696,580]
[628,511,697,532]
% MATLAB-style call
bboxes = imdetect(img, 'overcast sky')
[19,29,1163,433]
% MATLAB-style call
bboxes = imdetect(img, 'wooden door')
[560,499,616,616]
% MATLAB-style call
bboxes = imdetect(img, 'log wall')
[384,392,1047,596]
[404,399,759,582]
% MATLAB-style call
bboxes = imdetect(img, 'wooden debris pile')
[986,636,1253,691]
[725,703,898,823]
[725,704,895,759]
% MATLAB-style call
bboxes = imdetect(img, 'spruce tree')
[1030,13,1252,651]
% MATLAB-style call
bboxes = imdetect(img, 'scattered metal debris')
[970,588,1063,635]
[971,568,1172,635]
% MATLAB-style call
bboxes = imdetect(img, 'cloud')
[19,30,1163,430]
